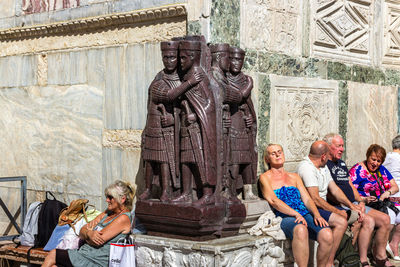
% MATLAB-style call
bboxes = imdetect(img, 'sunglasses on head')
[106,194,114,200]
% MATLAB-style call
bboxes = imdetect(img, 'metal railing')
[0,176,27,241]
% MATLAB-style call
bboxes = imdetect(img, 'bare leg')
[390,224,400,257]
[139,161,153,200]
[292,224,309,267]
[160,163,170,202]
[367,209,392,260]
[358,214,375,264]
[42,249,56,267]
[327,213,348,266]
[316,228,333,267]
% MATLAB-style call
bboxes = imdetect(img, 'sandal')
[361,261,370,267]
[374,257,395,267]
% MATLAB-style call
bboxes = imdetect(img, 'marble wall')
[346,81,398,166]
[0,2,185,231]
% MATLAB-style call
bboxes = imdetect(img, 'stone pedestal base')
[134,233,294,267]
[136,200,246,240]
[239,199,271,233]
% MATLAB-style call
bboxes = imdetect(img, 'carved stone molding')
[240,0,302,55]
[382,0,400,67]
[102,129,142,151]
[0,4,186,41]
[269,75,339,172]
[311,0,372,64]
[134,234,289,267]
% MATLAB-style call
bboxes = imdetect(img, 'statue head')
[161,41,180,73]
[179,40,202,72]
[210,43,230,73]
[229,47,245,75]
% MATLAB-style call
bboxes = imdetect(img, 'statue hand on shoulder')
[187,71,204,87]
[161,113,174,127]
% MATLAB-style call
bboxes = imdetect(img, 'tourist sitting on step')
[297,140,361,267]
[350,144,400,266]
[323,133,392,267]
[42,180,136,267]
[259,144,332,267]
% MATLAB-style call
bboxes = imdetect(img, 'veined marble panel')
[104,43,162,130]
[0,85,103,199]
[0,55,37,88]
[346,81,398,166]
[311,0,372,64]
[269,75,339,171]
[102,148,142,209]
[240,0,303,56]
[382,0,400,67]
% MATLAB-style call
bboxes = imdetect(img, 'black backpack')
[35,191,67,247]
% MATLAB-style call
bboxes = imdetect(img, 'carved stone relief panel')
[22,0,80,14]
[269,75,339,171]
[240,0,303,56]
[346,81,398,166]
[311,0,372,64]
[382,0,400,67]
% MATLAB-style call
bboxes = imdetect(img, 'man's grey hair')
[322,133,343,145]
[392,135,400,149]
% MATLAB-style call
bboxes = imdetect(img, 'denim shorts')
[277,213,329,240]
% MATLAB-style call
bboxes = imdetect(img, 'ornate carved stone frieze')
[269,74,339,171]
[382,0,400,67]
[240,0,302,55]
[134,234,288,267]
[311,0,372,64]
[0,4,186,41]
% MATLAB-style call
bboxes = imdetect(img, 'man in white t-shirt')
[297,141,361,267]
[384,134,400,198]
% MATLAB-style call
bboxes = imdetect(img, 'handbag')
[367,169,399,215]
[109,236,135,267]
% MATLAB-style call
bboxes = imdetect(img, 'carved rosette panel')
[240,0,302,55]
[311,0,372,64]
[269,75,339,170]
[382,0,400,67]
[346,82,398,166]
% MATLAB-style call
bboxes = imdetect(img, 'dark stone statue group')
[139,36,258,207]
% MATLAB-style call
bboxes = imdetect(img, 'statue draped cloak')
[182,66,217,186]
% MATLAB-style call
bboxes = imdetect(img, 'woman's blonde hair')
[104,180,136,211]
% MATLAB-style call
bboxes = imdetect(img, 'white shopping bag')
[109,236,135,267]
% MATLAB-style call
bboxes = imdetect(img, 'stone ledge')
[0,4,186,41]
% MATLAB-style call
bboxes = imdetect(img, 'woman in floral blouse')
[350,144,400,263]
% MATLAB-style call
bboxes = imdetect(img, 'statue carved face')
[218,52,230,72]
[229,53,244,74]
[162,50,178,72]
[179,50,194,72]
